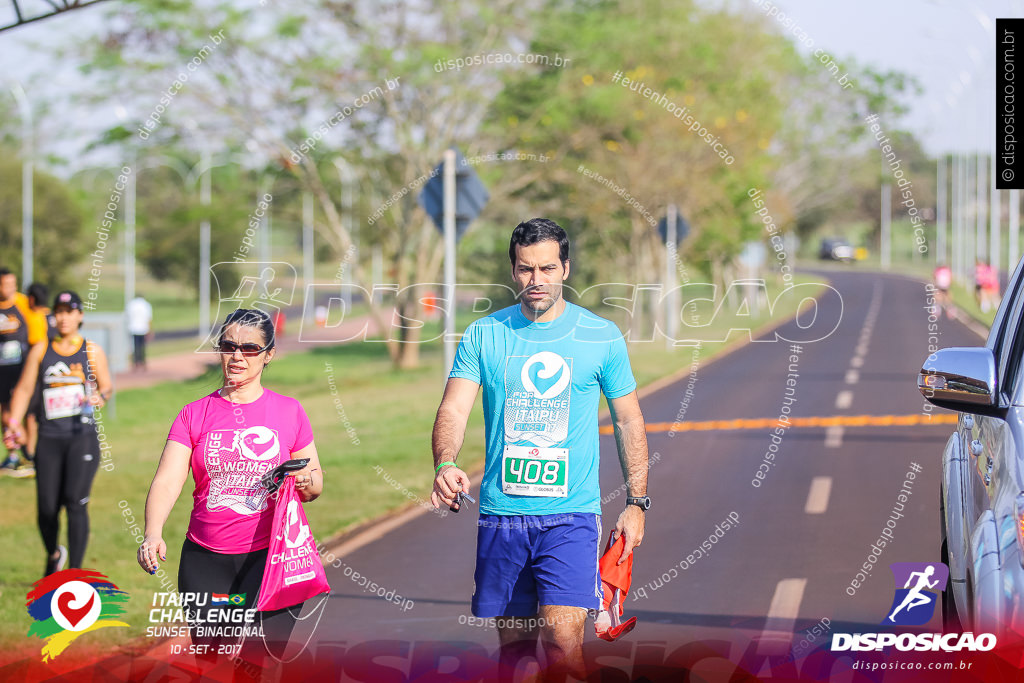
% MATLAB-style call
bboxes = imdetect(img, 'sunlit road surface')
[292,269,983,681]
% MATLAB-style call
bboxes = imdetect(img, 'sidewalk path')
[114,311,390,391]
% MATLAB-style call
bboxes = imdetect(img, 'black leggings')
[35,431,100,568]
[178,538,304,666]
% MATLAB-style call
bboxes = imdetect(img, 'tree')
[483,0,794,333]
[0,157,86,291]
[72,0,547,369]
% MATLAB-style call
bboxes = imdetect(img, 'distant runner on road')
[430,218,651,681]
[126,294,153,371]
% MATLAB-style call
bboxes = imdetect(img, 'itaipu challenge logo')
[25,569,129,661]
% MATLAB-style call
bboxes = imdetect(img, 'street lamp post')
[303,191,314,324]
[936,156,947,266]
[124,150,136,307]
[333,159,357,308]
[199,149,212,340]
[11,83,32,287]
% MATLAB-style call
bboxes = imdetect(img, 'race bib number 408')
[502,445,568,497]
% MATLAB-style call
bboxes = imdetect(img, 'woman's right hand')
[3,420,24,449]
[137,535,167,575]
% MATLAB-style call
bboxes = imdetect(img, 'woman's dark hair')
[27,282,49,307]
[508,218,570,265]
[217,308,275,350]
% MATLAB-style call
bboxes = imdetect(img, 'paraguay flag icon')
[25,569,130,661]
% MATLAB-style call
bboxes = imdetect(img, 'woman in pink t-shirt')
[137,308,323,666]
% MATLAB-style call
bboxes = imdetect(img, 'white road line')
[757,578,808,654]
[850,356,864,368]
[835,390,853,409]
[855,345,868,357]
[845,369,860,384]
[805,476,832,514]
[825,425,844,448]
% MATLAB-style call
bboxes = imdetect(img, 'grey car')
[919,258,1024,634]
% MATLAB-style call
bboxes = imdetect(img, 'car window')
[998,259,1024,403]
[989,258,1024,354]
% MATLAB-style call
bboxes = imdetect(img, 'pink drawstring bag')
[257,480,330,611]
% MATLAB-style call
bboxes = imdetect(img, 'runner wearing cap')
[3,290,113,576]
[430,218,651,680]
[0,268,34,474]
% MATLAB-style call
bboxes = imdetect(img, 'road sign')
[658,212,690,244]
[418,148,489,241]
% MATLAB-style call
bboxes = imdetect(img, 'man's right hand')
[431,464,471,511]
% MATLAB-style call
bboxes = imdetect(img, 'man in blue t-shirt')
[431,218,650,679]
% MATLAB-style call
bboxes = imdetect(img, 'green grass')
[0,273,826,651]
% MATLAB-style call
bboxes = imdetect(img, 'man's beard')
[520,287,561,314]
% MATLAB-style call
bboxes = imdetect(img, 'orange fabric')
[9,293,46,345]
[594,533,637,641]
[24,309,47,346]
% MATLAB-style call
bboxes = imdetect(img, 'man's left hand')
[612,505,645,565]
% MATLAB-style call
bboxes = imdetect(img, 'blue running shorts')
[471,513,602,617]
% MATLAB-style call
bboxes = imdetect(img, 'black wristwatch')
[626,495,651,511]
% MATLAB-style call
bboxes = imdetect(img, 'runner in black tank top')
[3,291,113,576]
[0,269,31,472]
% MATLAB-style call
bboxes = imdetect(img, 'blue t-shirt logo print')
[529,363,562,396]
[521,352,570,399]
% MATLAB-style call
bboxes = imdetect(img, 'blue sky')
[745,0,1024,153]
[1,0,1021,160]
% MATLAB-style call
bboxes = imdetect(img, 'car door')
[964,259,1024,617]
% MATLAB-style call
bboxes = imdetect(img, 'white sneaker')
[45,545,68,576]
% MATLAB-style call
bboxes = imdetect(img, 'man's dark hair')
[27,282,48,307]
[508,218,570,265]
[0,268,13,279]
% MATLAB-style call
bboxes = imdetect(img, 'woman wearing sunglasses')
[137,308,323,668]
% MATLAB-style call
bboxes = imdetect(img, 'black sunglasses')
[216,340,270,357]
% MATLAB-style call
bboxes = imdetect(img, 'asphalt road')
[280,269,984,681]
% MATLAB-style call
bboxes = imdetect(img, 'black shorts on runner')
[177,537,305,665]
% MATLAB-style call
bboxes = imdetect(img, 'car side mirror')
[918,347,1002,417]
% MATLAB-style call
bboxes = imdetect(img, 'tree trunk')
[393,284,422,369]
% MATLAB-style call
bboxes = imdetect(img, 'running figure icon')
[888,565,939,622]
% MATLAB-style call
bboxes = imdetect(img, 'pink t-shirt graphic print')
[168,389,314,554]
[205,425,281,515]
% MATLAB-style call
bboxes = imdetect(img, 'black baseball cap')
[53,290,83,311]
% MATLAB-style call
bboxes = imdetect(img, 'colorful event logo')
[25,569,129,661]
[883,562,949,626]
